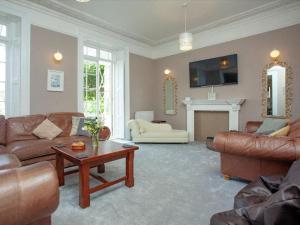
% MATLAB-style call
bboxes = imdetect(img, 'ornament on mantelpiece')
[208,86,216,100]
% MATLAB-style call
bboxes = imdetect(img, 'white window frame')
[82,43,114,121]
[0,6,30,117]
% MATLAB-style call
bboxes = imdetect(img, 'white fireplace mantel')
[183,98,246,141]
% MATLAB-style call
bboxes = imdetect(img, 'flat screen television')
[189,54,238,87]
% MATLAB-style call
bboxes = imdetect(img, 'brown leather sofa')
[0,112,90,167]
[0,154,59,225]
[210,159,300,225]
[213,119,300,181]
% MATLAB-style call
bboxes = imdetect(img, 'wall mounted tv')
[189,54,238,88]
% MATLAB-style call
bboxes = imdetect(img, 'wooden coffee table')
[52,141,139,208]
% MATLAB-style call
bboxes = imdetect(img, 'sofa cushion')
[256,118,288,135]
[6,139,56,161]
[140,130,188,138]
[47,112,84,137]
[269,125,290,137]
[0,115,6,145]
[33,119,63,140]
[6,114,46,144]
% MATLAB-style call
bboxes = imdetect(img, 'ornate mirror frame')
[163,75,178,115]
[261,61,293,118]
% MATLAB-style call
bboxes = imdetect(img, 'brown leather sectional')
[0,154,59,225]
[0,112,89,167]
[213,119,300,181]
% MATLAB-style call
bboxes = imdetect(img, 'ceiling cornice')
[152,1,300,59]
[156,0,297,45]
[26,0,156,45]
[11,0,299,46]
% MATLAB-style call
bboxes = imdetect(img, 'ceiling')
[27,0,295,45]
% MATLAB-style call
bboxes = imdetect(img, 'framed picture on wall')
[47,70,64,92]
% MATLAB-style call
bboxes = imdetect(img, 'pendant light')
[179,2,193,51]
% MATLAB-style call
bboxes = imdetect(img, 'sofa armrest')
[127,120,140,137]
[0,161,59,225]
[245,121,263,133]
[213,131,297,162]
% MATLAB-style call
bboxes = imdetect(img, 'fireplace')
[183,98,246,141]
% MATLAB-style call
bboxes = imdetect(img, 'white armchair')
[128,119,188,143]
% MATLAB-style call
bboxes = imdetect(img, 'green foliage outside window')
[83,62,106,116]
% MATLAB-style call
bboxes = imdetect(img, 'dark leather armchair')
[210,159,300,225]
[213,119,300,181]
[0,154,59,225]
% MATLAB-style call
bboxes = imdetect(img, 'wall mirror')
[164,75,177,115]
[262,61,293,118]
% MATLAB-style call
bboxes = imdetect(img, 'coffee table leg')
[79,164,90,208]
[125,152,134,187]
[97,164,105,173]
[56,152,64,186]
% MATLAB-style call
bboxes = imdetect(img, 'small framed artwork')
[47,70,64,92]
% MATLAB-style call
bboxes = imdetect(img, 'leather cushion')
[6,114,46,144]
[47,112,84,137]
[5,139,56,161]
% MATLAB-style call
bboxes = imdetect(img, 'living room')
[1,0,300,225]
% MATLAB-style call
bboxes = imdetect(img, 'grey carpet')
[53,142,246,225]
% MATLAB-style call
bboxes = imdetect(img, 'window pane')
[100,50,112,60]
[0,25,7,37]
[83,46,97,57]
[0,82,5,102]
[84,90,97,117]
[0,43,6,62]
[0,101,5,115]
[84,61,97,89]
[0,62,5,82]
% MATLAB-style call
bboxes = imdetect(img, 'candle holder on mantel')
[208,86,216,100]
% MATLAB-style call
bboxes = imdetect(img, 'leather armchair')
[0,154,59,225]
[213,119,300,181]
[210,159,300,225]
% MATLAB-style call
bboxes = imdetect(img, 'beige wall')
[30,25,78,114]
[129,53,157,119]
[130,24,300,130]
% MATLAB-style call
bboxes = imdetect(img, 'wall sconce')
[164,69,171,75]
[270,49,280,62]
[164,69,172,80]
[54,50,63,61]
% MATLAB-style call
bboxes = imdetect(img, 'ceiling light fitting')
[179,2,193,51]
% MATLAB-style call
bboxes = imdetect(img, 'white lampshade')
[179,32,193,51]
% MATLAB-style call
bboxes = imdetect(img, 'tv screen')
[189,54,238,87]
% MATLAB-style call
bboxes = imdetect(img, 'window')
[0,24,7,37]
[83,45,113,130]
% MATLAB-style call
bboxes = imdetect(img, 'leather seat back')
[6,115,46,144]
[0,115,6,145]
[47,112,84,137]
[288,119,300,138]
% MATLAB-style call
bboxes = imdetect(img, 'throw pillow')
[33,119,63,140]
[269,125,290,137]
[70,116,81,136]
[255,118,288,135]
[77,117,90,136]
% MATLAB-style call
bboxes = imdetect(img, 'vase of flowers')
[84,117,104,148]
